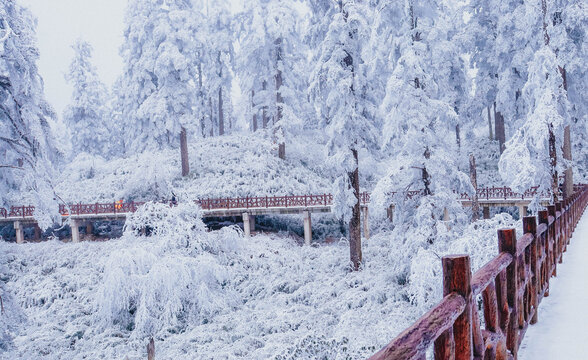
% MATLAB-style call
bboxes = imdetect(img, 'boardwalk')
[519,211,588,359]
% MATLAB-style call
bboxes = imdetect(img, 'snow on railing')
[367,184,588,360]
[0,185,567,219]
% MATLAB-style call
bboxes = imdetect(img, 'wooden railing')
[0,185,562,219]
[368,184,588,360]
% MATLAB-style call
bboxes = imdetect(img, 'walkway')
[519,211,588,359]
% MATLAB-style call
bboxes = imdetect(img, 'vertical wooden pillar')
[518,206,527,218]
[71,219,80,243]
[483,207,490,219]
[363,207,370,240]
[34,224,42,241]
[442,255,472,360]
[250,215,256,232]
[538,210,549,297]
[242,213,251,238]
[547,205,557,275]
[303,211,312,246]
[523,216,539,325]
[86,221,93,237]
[498,228,518,359]
[14,221,24,244]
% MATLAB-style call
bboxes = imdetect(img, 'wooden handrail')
[368,184,588,360]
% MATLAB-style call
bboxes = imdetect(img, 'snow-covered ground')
[0,202,518,359]
[518,211,588,359]
[52,132,384,205]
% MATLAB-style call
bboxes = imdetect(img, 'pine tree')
[119,0,199,156]
[236,0,308,159]
[310,0,378,270]
[64,39,110,158]
[371,0,471,254]
[0,1,61,227]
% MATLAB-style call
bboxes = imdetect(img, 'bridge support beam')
[483,206,490,220]
[34,224,42,240]
[71,219,81,243]
[518,206,527,218]
[249,215,256,232]
[363,207,370,240]
[14,221,24,244]
[242,213,251,238]
[86,221,93,236]
[303,211,312,246]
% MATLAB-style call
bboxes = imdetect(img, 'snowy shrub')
[96,202,241,337]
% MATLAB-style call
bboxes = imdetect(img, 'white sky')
[19,0,128,117]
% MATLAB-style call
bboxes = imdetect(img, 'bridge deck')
[518,211,588,359]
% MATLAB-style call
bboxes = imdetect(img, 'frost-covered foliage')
[499,46,570,205]
[0,1,61,228]
[371,0,472,249]
[0,201,520,359]
[309,0,379,221]
[55,133,335,203]
[118,0,200,153]
[63,39,111,158]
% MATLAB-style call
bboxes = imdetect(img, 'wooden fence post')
[523,216,539,325]
[547,205,557,276]
[538,210,549,297]
[498,229,518,359]
[439,255,472,360]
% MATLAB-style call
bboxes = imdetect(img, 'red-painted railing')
[0,185,565,219]
[368,184,588,360]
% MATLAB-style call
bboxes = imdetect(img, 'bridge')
[367,184,588,360]
[0,185,552,244]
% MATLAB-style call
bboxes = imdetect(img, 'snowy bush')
[96,202,241,337]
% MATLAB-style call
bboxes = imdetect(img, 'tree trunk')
[487,106,493,140]
[469,154,479,222]
[251,90,257,132]
[209,97,214,137]
[455,124,461,149]
[548,123,559,203]
[563,125,573,199]
[262,80,268,129]
[275,37,285,160]
[180,127,189,177]
[494,102,505,154]
[218,87,224,136]
[349,148,361,270]
[147,338,155,360]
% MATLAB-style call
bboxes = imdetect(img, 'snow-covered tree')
[119,0,199,156]
[499,0,573,205]
[371,0,472,254]
[236,0,309,159]
[0,1,61,227]
[310,0,378,270]
[202,1,234,137]
[64,39,110,158]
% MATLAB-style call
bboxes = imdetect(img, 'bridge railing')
[368,184,588,360]
[0,185,567,219]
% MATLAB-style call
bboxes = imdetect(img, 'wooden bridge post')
[250,215,256,232]
[242,213,251,238]
[440,255,472,360]
[71,219,81,243]
[483,206,490,220]
[498,228,518,359]
[14,221,24,244]
[303,211,312,246]
[523,216,539,324]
